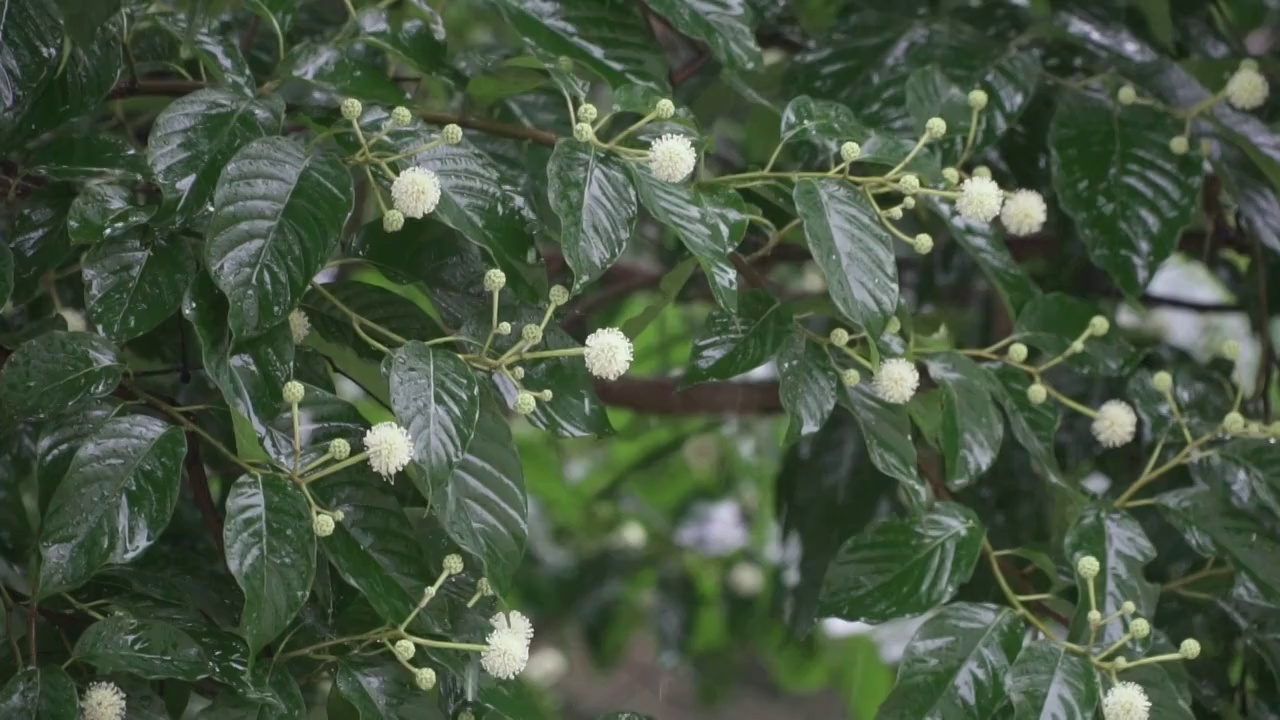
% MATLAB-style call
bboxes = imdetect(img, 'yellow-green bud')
[1087,609,1102,626]
[510,366,525,380]
[1088,315,1110,337]
[655,98,676,119]
[1179,638,1201,659]
[393,639,416,661]
[1223,411,1246,433]
[521,323,542,344]
[413,667,437,691]
[577,103,598,122]
[829,328,849,347]
[383,209,405,233]
[476,577,494,596]
[1027,383,1047,405]
[1152,371,1173,393]
[1117,85,1137,105]
[573,122,594,143]
[391,106,412,127]
[884,206,903,221]
[483,268,506,292]
[1169,135,1189,155]
[912,233,933,255]
[557,56,573,73]
[898,174,920,195]
[1129,617,1151,639]
[330,438,351,460]
[968,89,989,110]
[925,117,946,139]
[901,196,916,210]
[442,554,464,575]
[840,141,861,163]
[1113,656,1128,669]
[973,165,992,179]
[1121,600,1136,615]
[942,167,960,185]
[332,510,344,522]
[1068,340,1085,354]
[1076,555,1100,579]
[514,391,537,415]
[283,381,305,405]
[549,284,570,306]
[313,513,335,537]
[1222,339,1240,360]
[886,316,901,335]
[340,97,362,120]
[538,389,553,402]
[1007,343,1028,363]
[442,124,463,145]
[840,368,861,388]
[496,321,511,335]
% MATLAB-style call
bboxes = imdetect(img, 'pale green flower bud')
[841,368,861,388]
[886,317,901,335]
[538,389,553,402]
[484,268,506,292]
[1117,85,1137,105]
[521,324,542,344]
[942,167,960,185]
[514,392,537,415]
[925,117,946,139]
[383,209,405,233]
[1076,555,1100,579]
[391,106,412,127]
[573,122,594,143]
[968,89,989,110]
[1089,315,1110,337]
[495,321,512,336]
[1006,343,1028,363]
[340,97,362,120]
[442,554,464,575]
[973,165,992,179]
[413,667,437,691]
[1129,617,1151,639]
[283,381,305,405]
[655,98,676,119]
[330,439,351,460]
[314,513,335,537]
[1179,638,1201,659]
[912,233,933,255]
[1169,135,1189,155]
[393,639,416,661]
[898,174,920,195]
[577,103,598,123]
[829,328,849,347]
[1152,371,1173,393]
[840,141,861,163]
[549,285,570,306]
[442,124,463,145]
[1223,411,1246,434]
[1027,383,1048,405]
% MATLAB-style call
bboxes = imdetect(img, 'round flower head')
[1027,383,1047,404]
[1114,656,1129,669]
[1121,601,1136,615]
[1129,617,1151,639]
[967,88,989,110]
[898,174,920,195]
[901,196,916,210]
[912,233,933,255]
[537,389,553,402]
[483,268,506,292]
[1092,400,1138,448]
[614,519,647,550]
[476,577,494,597]
[283,381,305,405]
[1225,66,1269,110]
[364,421,413,479]
[942,167,960,185]
[1169,135,1190,155]
[330,438,351,460]
[413,667,437,691]
[840,368,861,388]
[514,391,537,415]
[442,124,463,145]
[391,106,412,127]
[510,366,525,380]
[442,553,464,575]
[1152,371,1173,392]
[1223,411,1246,434]
[577,103,598,122]
[1089,315,1110,337]
[829,328,849,347]
[1076,555,1100,579]
[840,141,861,163]
[728,560,766,597]
[583,327,634,381]
[573,122,594,143]
[1000,189,1047,236]
[655,98,676,119]
[956,176,1004,223]
[393,639,416,661]
[340,97,362,120]
[496,321,512,335]
[884,206,903,221]
[1103,682,1151,720]
[313,513,335,537]
[82,681,127,720]
[332,510,345,522]
[549,284,570,306]
[1007,343,1028,363]
[885,317,901,335]
[648,134,697,183]
[391,167,442,219]
[1117,85,1138,105]
[1180,638,1201,659]
[924,117,946,139]
[482,611,534,680]
[973,165,993,179]
[1087,610,1102,626]
[521,323,543,344]
[289,309,310,345]
[872,358,920,404]
[383,209,405,233]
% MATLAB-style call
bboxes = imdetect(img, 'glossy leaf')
[224,473,316,654]
[7,188,73,303]
[82,233,196,341]
[1005,639,1100,720]
[547,139,638,290]
[0,666,77,720]
[933,199,1040,316]
[876,603,1024,720]
[356,8,448,78]
[987,364,1065,487]
[67,184,156,245]
[1193,439,1280,518]
[277,44,408,105]
[778,96,935,176]
[924,353,1004,489]
[1063,505,1158,646]
[644,0,761,70]
[1049,93,1201,296]
[684,290,792,385]
[793,178,897,335]
[73,615,210,681]
[388,341,481,484]
[263,383,368,465]
[146,89,283,219]
[818,503,984,622]
[37,415,186,597]
[0,331,122,422]
[1015,293,1135,376]
[335,659,422,719]
[206,136,354,338]
[839,384,925,504]
[27,133,148,181]
[777,333,838,438]
[302,281,444,362]
[1158,487,1280,601]
[1126,366,1234,439]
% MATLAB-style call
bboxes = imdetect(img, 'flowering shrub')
[0,2,1278,719]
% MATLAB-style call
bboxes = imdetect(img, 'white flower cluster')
[872,358,920,404]
[648,134,697,183]
[391,166,441,218]
[481,610,534,679]
[1225,63,1269,110]
[583,327,633,380]
[81,682,127,720]
[1102,681,1150,720]
[954,176,1047,237]
[1092,399,1138,448]
[364,421,413,478]
[289,309,310,344]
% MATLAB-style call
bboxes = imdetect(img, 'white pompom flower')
[1000,189,1047,236]
[956,176,1004,223]
[390,166,442,219]
[648,134,697,183]
[872,358,920,404]
[82,681,127,720]
[583,327,634,381]
[1092,400,1138,448]
[363,421,413,479]
[1102,681,1151,720]
[1225,67,1269,110]
[481,611,534,680]
[288,309,310,344]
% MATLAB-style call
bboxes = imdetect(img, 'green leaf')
[435,393,528,591]
[67,184,156,245]
[1158,487,1280,601]
[1005,639,1100,720]
[387,342,481,485]
[1124,643,1194,720]
[644,0,761,70]
[276,44,408,106]
[27,133,148,182]
[153,15,256,97]
[547,139,638,291]
[777,333,838,437]
[263,383,367,465]
[877,603,1024,720]
[924,353,1004,489]
[73,615,210,681]
[0,331,123,422]
[839,384,925,504]
[1126,366,1234,439]
[206,136,354,338]
[335,658,422,719]
[35,399,121,507]
[684,290,792,385]
[302,281,444,362]
[0,666,78,720]
[779,96,937,177]
[1015,293,1135,376]
[1193,439,1280,518]
[1063,505,1158,646]
[490,0,667,91]
[7,188,73,304]
[356,8,448,78]
[987,364,1065,487]
[793,178,898,335]
[52,0,119,47]
[1049,93,1201,296]
[82,233,197,341]
[146,89,284,220]
[224,473,316,655]
[37,415,186,597]
[932,199,1040,317]
[630,169,746,311]
[818,503,984,622]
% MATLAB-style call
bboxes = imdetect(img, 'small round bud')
[1152,371,1173,393]
[1121,600,1136,615]
[383,209,405,233]
[1222,339,1240,360]
[483,268,506,292]
[901,196,916,210]
[458,712,475,720]
[476,577,494,596]
[968,89,989,110]
[655,98,676,119]
[912,233,933,255]
[330,438,351,460]
[973,165,992,179]
[573,122,594,143]
[1169,135,1190,155]
[1129,617,1151,639]
[1117,85,1138,105]
[1179,638,1201,659]
[391,106,412,127]
[514,391,537,415]
[1087,610,1102,626]
[441,124,464,145]
[884,207,903,221]
[557,56,573,72]
[1088,315,1110,337]
[442,554,464,576]
[413,667,437,691]
[549,285,570,306]
[510,366,525,380]
[1113,656,1128,670]
[421,586,436,602]
[885,317,901,335]
[393,639,416,661]
[898,174,920,195]
[521,323,543,344]
[340,97,362,120]
[495,321,512,335]
[840,141,861,163]
[828,328,849,347]
[332,510,345,522]
[577,103,598,122]
[840,368,861,388]
[1076,555,1100,579]
[314,513,335,537]
[1223,411,1246,434]
[283,381,305,405]
[538,389,554,402]
[925,117,947,139]
[1069,340,1085,355]
[1027,383,1048,405]
[942,167,960,185]
[1007,343,1028,363]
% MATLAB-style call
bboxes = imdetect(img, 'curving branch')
[594,377,782,414]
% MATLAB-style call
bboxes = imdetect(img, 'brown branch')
[240,15,261,56]
[416,110,557,147]
[593,377,781,414]
[184,435,225,559]
[105,79,204,99]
